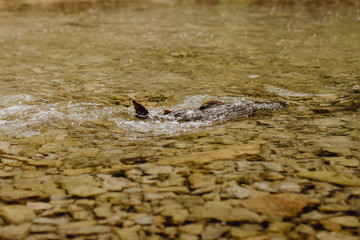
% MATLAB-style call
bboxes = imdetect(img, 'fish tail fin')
[163,109,172,115]
[132,99,149,119]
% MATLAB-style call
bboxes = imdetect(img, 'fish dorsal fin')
[199,99,224,110]
[163,109,172,115]
[132,99,149,119]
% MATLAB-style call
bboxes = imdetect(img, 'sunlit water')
[0,93,284,137]
[0,1,359,165]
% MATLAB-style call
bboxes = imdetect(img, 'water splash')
[0,94,282,138]
[0,94,122,138]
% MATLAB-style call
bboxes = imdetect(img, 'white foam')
[0,94,124,138]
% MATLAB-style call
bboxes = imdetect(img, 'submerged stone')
[0,223,31,240]
[189,201,264,222]
[158,142,262,165]
[297,171,360,186]
[241,193,310,217]
[68,185,107,197]
[0,205,36,224]
[329,216,360,227]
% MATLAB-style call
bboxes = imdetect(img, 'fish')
[131,98,287,123]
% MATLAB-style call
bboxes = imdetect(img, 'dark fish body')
[132,99,286,123]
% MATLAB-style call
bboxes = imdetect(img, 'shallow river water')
[0,1,359,239]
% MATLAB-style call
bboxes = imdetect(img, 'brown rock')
[0,205,36,224]
[0,189,39,202]
[323,157,359,167]
[241,193,310,217]
[68,185,107,197]
[297,171,360,186]
[0,170,15,178]
[33,217,69,225]
[261,172,285,181]
[142,165,173,175]
[30,224,57,233]
[0,141,11,154]
[63,168,94,176]
[64,225,112,235]
[188,173,216,189]
[27,202,54,212]
[60,175,102,189]
[230,227,261,239]
[114,225,141,240]
[267,222,295,233]
[179,223,204,235]
[0,223,31,240]
[179,233,198,240]
[319,219,342,231]
[27,159,60,167]
[81,148,100,158]
[189,201,263,222]
[329,216,360,227]
[294,224,316,235]
[58,220,97,230]
[98,174,128,191]
[161,205,189,224]
[158,142,262,165]
[94,203,114,218]
[316,231,360,240]
[201,224,230,240]
[226,185,250,199]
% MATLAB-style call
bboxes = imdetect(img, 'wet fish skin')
[132,99,287,122]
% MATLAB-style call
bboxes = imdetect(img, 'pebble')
[133,215,155,225]
[27,202,54,212]
[0,170,15,178]
[33,217,69,225]
[0,205,36,224]
[278,182,301,193]
[297,171,360,186]
[142,165,173,175]
[114,226,141,240]
[81,148,100,158]
[158,143,261,165]
[62,168,94,176]
[267,222,295,233]
[97,174,129,191]
[226,185,251,199]
[0,223,31,240]
[328,216,360,227]
[241,193,310,217]
[179,223,204,235]
[190,201,264,222]
[161,205,189,224]
[64,225,112,235]
[68,185,107,197]
[188,173,216,189]
[201,224,230,240]
[0,141,11,154]
[294,224,316,235]
[0,189,39,202]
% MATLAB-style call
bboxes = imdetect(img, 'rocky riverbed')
[0,99,359,240]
